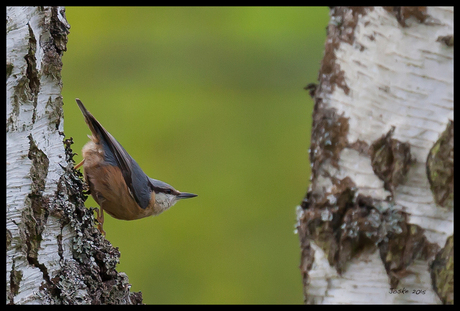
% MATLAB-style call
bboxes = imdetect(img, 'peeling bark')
[297,6,453,304]
[7,6,142,305]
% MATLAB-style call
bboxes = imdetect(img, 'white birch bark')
[297,6,453,304]
[6,6,142,305]
[7,6,69,304]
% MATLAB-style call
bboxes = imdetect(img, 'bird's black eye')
[165,189,172,194]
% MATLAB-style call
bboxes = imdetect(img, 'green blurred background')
[62,6,329,304]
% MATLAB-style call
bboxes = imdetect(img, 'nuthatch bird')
[74,99,197,235]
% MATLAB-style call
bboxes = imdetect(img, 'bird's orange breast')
[81,141,156,220]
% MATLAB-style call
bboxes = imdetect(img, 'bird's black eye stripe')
[150,183,178,195]
[153,187,172,194]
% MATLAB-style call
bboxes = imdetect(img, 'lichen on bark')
[431,235,453,304]
[46,137,144,305]
[426,120,453,208]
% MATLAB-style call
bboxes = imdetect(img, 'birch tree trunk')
[297,6,453,304]
[6,6,142,304]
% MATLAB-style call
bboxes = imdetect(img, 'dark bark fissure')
[25,24,40,99]
[384,6,428,27]
[8,259,23,305]
[25,134,61,298]
[369,126,415,200]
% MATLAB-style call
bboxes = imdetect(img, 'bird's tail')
[76,98,105,143]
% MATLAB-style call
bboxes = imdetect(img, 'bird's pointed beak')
[177,192,198,199]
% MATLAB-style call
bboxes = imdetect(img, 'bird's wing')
[76,99,140,206]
